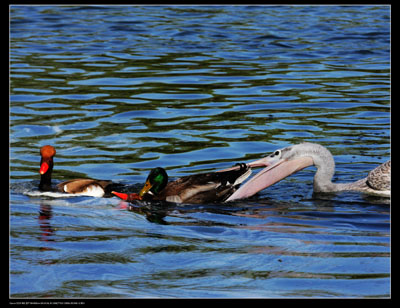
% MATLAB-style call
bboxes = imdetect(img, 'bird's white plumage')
[63,184,105,197]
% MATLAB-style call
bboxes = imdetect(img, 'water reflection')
[122,201,170,225]
[38,203,55,246]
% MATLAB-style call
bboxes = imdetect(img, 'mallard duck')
[112,165,252,204]
[39,145,122,197]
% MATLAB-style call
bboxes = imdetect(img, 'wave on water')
[10,181,123,207]
[23,190,77,198]
[10,181,70,198]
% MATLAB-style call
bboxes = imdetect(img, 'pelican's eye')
[270,150,281,158]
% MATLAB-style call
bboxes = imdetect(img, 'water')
[10,5,390,298]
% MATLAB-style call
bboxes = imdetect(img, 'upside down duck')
[112,165,252,204]
[39,145,121,197]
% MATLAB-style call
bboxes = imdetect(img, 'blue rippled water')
[10,5,390,298]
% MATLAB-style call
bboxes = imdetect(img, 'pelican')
[226,142,390,201]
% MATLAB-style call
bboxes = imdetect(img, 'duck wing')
[366,160,391,191]
[158,166,252,203]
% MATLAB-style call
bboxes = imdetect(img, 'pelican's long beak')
[216,157,272,173]
[225,156,314,202]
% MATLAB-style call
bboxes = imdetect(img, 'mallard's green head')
[139,167,168,196]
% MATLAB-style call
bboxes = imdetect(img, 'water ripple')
[10,5,390,298]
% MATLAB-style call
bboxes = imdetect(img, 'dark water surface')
[10,5,390,298]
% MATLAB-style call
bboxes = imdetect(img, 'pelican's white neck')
[288,143,337,192]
